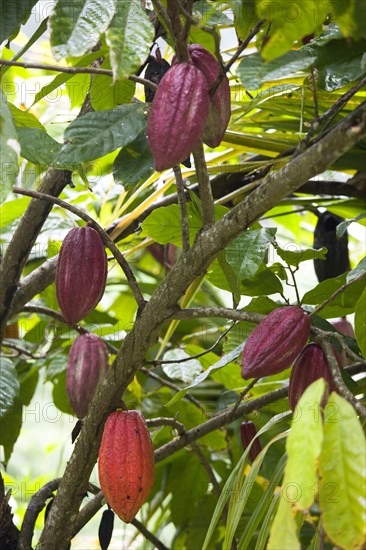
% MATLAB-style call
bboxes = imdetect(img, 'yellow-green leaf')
[319,393,366,549]
[285,379,325,510]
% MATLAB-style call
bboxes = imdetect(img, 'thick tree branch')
[37,101,366,549]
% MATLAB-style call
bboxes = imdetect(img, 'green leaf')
[241,266,283,296]
[106,0,154,80]
[90,74,135,110]
[333,0,366,39]
[226,228,276,279]
[302,273,366,317]
[52,370,75,415]
[237,50,316,90]
[285,379,325,510]
[50,0,115,60]
[0,90,20,203]
[31,50,106,107]
[217,252,241,305]
[0,197,31,227]
[55,104,147,167]
[336,214,366,238]
[113,131,154,186]
[161,349,202,384]
[319,394,366,549]
[276,245,327,267]
[267,496,300,550]
[169,454,206,524]
[166,343,244,406]
[238,454,287,550]
[17,127,62,165]
[0,397,22,465]
[0,0,38,43]
[354,287,366,357]
[347,255,366,283]
[0,358,20,417]
[9,104,45,129]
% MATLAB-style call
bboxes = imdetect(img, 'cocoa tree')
[1,1,366,549]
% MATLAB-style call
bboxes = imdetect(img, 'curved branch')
[13,188,145,307]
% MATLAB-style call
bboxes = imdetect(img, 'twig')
[13,187,145,307]
[310,274,365,318]
[149,322,235,365]
[287,266,301,306]
[151,1,176,46]
[193,143,215,228]
[18,479,61,550]
[294,75,366,155]
[0,58,157,91]
[1,340,45,359]
[310,67,319,121]
[171,307,264,323]
[230,379,259,417]
[155,387,289,463]
[141,367,207,412]
[173,166,190,251]
[131,518,169,550]
[211,19,265,95]
[147,418,222,498]
[319,340,366,419]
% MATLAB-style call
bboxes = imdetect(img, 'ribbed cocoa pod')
[56,226,107,325]
[332,318,355,367]
[147,62,210,171]
[67,333,109,419]
[188,44,231,148]
[240,421,262,462]
[313,211,350,282]
[288,343,337,411]
[241,306,310,379]
[98,410,155,523]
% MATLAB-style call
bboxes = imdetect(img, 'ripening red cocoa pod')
[67,333,109,419]
[98,410,155,523]
[148,243,176,268]
[240,421,262,462]
[241,306,310,379]
[188,44,231,148]
[332,318,355,367]
[288,343,337,411]
[147,62,210,171]
[56,226,107,325]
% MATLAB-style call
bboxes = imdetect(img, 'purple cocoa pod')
[241,306,310,379]
[67,333,109,418]
[188,44,231,148]
[56,226,107,325]
[332,319,355,367]
[147,62,210,171]
[240,421,262,462]
[288,343,337,411]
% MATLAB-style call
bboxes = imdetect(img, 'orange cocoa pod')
[98,411,155,523]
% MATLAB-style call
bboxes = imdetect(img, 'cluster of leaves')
[0,1,365,549]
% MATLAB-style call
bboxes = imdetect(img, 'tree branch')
[37,101,366,549]
[0,58,157,91]
[173,165,190,251]
[193,143,215,228]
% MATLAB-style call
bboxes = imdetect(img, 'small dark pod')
[240,421,262,462]
[313,211,350,282]
[98,508,115,550]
